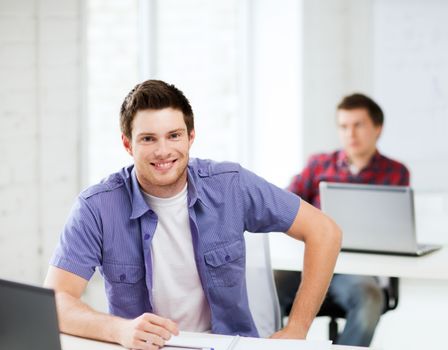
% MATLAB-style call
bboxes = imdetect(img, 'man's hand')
[116,313,179,350]
[269,325,306,340]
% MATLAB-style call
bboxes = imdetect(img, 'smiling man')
[44,80,341,350]
[286,93,410,346]
[124,108,194,197]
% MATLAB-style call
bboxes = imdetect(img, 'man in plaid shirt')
[288,93,409,346]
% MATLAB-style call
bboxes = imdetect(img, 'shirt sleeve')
[400,165,411,186]
[287,156,317,202]
[49,196,103,280]
[238,167,301,233]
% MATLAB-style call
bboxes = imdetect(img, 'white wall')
[155,0,243,165]
[374,0,448,192]
[0,0,82,284]
[372,0,448,245]
[86,0,139,185]
[302,0,374,159]
[371,2,448,348]
[250,0,302,187]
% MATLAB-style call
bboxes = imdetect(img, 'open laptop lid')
[0,278,61,350]
[319,181,440,256]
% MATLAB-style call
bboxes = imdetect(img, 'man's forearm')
[286,237,339,336]
[285,204,342,337]
[55,291,125,343]
[288,229,341,335]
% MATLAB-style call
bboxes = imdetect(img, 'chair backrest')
[244,232,281,337]
[383,277,400,311]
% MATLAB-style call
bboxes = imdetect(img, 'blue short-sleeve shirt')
[50,158,301,337]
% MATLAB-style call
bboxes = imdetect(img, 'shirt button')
[225,255,231,262]
[119,274,126,282]
[144,234,150,240]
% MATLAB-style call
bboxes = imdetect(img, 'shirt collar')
[187,163,209,208]
[128,162,208,219]
[336,150,350,168]
[186,165,199,208]
[129,167,151,220]
[336,149,381,171]
[369,150,382,167]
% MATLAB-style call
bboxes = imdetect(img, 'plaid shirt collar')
[336,149,382,171]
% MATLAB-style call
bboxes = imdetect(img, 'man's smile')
[151,160,177,170]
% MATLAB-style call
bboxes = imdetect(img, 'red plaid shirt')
[288,150,410,208]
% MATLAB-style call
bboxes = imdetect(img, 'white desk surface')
[60,334,368,350]
[269,234,448,280]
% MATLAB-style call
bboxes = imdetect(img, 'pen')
[226,335,240,350]
[163,345,214,350]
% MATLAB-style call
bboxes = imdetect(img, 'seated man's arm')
[271,200,342,339]
[44,266,178,349]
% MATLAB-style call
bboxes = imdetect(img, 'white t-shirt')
[142,184,211,332]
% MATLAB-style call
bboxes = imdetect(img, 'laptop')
[319,182,442,256]
[0,278,62,350]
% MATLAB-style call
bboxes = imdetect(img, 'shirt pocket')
[102,263,144,284]
[101,263,147,314]
[204,239,245,287]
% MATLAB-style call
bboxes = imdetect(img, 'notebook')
[0,278,62,350]
[319,182,442,256]
[166,331,331,350]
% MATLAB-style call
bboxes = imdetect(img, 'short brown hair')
[337,93,384,126]
[120,80,194,139]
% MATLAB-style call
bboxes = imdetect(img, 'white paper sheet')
[164,331,331,350]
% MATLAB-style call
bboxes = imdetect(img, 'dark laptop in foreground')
[319,182,442,256]
[0,278,62,350]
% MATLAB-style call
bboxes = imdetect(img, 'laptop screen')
[319,182,418,254]
[0,278,61,350]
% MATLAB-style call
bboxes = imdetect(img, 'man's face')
[337,108,382,160]
[122,108,195,198]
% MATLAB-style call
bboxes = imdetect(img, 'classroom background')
[1,1,447,349]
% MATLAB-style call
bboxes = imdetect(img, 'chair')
[273,270,399,342]
[244,233,282,337]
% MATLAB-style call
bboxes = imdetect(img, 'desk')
[269,234,448,349]
[270,234,448,280]
[60,334,369,350]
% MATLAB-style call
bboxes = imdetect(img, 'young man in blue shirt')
[44,80,341,350]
